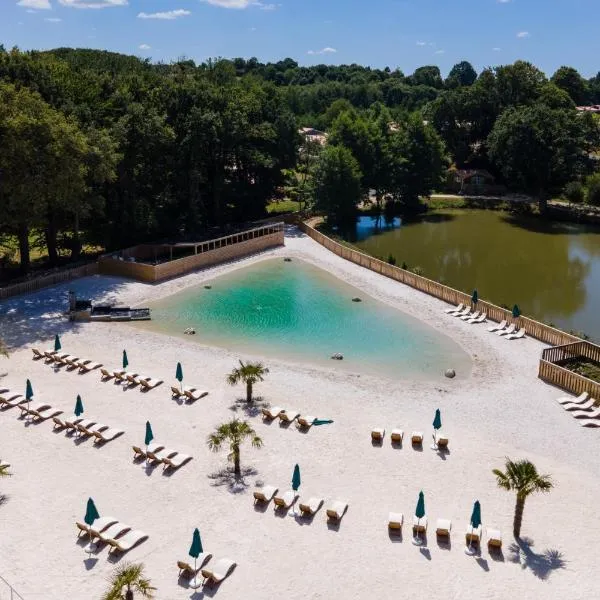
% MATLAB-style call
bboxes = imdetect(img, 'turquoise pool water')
[139,259,471,380]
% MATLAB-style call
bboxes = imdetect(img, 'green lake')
[138,258,471,381]
[351,210,600,340]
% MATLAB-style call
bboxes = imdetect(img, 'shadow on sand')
[208,466,257,494]
[508,537,566,580]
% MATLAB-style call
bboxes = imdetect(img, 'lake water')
[351,211,600,340]
[137,258,471,381]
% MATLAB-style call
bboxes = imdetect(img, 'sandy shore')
[0,226,598,599]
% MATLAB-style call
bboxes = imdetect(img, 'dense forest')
[1,46,600,276]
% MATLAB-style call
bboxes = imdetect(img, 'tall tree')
[226,360,269,403]
[445,61,477,89]
[207,418,263,477]
[551,66,589,106]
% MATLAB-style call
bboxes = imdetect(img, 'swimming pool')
[138,258,471,380]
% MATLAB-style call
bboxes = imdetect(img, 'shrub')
[563,181,584,204]
[586,173,600,206]
[387,254,397,266]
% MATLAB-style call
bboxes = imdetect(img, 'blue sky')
[2,0,600,77]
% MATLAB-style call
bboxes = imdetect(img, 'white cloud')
[58,0,127,7]
[201,0,280,8]
[139,43,151,50]
[434,49,445,55]
[254,1,278,9]
[138,9,191,19]
[516,31,530,38]
[307,47,337,55]
[493,47,502,51]
[497,0,511,3]
[45,16,62,21]
[416,41,426,46]
[17,0,51,9]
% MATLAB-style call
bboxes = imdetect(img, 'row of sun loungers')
[387,513,502,548]
[253,485,349,521]
[556,392,600,427]
[75,517,148,554]
[52,417,124,442]
[100,368,164,390]
[178,557,237,586]
[32,348,104,372]
[132,443,193,469]
[261,407,316,428]
[445,305,487,324]
[371,428,449,448]
[487,320,526,340]
[171,386,209,402]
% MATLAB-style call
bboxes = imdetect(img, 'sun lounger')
[163,453,193,469]
[78,360,103,373]
[557,392,588,406]
[72,419,96,432]
[132,443,164,460]
[487,528,502,549]
[139,377,163,391]
[201,557,236,585]
[55,354,79,366]
[45,351,67,362]
[437,433,449,448]
[93,427,124,443]
[391,429,404,443]
[147,447,178,464]
[563,398,596,412]
[411,431,423,445]
[444,303,464,314]
[279,410,300,423]
[371,428,385,441]
[97,522,132,543]
[297,415,316,428]
[436,518,452,537]
[106,529,148,553]
[76,516,118,537]
[64,356,81,368]
[466,524,483,544]
[53,416,82,431]
[0,461,10,469]
[299,497,324,516]
[33,408,63,421]
[453,307,471,318]
[580,418,600,428]
[388,512,404,530]
[505,327,525,340]
[253,485,278,503]
[571,407,600,420]
[0,395,27,408]
[171,386,184,397]
[468,313,487,324]
[273,491,299,509]
[326,500,348,521]
[32,348,46,360]
[19,402,49,417]
[412,515,428,533]
[460,310,480,321]
[496,323,516,336]
[78,423,109,437]
[178,554,213,577]
[487,319,507,332]
[262,406,283,420]
[183,387,208,401]
[123,372,141,385]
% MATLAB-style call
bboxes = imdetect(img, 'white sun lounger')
[487,319,507,332]
[76,516,118,538]
[253,485,279,503]
[78,360,103,373]
[390,429,404,443]
[132,443,164,460]
[273,491,298,509]
[97,522,132,543]
[487,528,503,549]
[279,410,300,423]
[505,327,525,340]
[460,310,480,321]
[557,392,588,406]
[139,378,163,391]
[24,404,63,421]
[563,398,596,412]
[388,512,404,531]
[46,351,67,362]
[107,529,148,553]
[468,313,487,324]
[371,428,385,441]
[299,497,324,516]
[262,406,283,420]
[1,395,27,408]
[413,515,428,533]
[445,303,464,314]
[147,447,178,464]
[466,524,483,544]
[55,354,79,366]
[496,323,516,336]
[93,427,124,443]
[571,407,600,420]
[453,307,471,318]
[78,423,109,437]
[297,415,316,428]
[183,387,208,401]
[31,348,47,360]
[201,557,236,585]
[580,418,600,428]
[326,500,348,521]
[100,368,124,380]
[123,372,141,385]
[53,416,82,431]
[436,518,452,537]
[163,453,193,469]
[178,554,213,577]
[20,402,49,417]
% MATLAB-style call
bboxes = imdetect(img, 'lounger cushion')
[487,528,502,547]
[388,512,404,529]
[253,485,278,502]
[371,428,385,439]
[436,518,452,535]
[411,432,423,443]
[299,497,323,515]
[412,515,428,532]
[326,501,348,520]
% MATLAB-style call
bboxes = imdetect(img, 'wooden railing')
[0,263,98,301]
[298,221,580,348]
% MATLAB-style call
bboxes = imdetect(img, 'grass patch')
[266,199,301,214]
[423,196,514,211]
[560,358,600,398]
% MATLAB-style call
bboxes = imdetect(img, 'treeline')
[1,46,600,276]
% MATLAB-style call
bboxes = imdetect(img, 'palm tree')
[0,464,10,478]
[207,418,263,477]
[102,563,155,600]
[493,458,553,538]
[227,360,269,402]
[0,337,8,358]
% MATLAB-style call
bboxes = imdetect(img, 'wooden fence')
[538,342,600,399]
[0,263,98,301]
[298,221,580,348]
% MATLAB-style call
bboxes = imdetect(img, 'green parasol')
[413,491,426,545]
[54,334,61,352]
[122,350,129,370]
[74,395,84,417]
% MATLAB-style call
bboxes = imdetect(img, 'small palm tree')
[0,337,8,358]
[493,458,553,538]
[207,418,263,477]
[227,360,269,402]
[0,464,10,477]
[102,562,155,600]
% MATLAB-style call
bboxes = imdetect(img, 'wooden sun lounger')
[262,406,283,420]
[388,512,404,530]
[466,524,483,544]
[78,360,103,373]
[73,419,97,433]
[132,443,164,460]
[273,491,299,509]
[253,485,279,503]
[326,500,348,521]
[557,392,588,406]
[444,302,464,314]
[171,386,183,397]
[124,373,141,385]
[413,515,428,534]
[20,402,50,417]
[53,416,82,431]
[0,395,27,408]
[201,558,236,585]
[78,423,109,437]
[31,348,47,360]
[391,429,404,443]
[411,431,423,445]
[76,516,118,538]
[93,427,124,443]
[279,410,300,423]
[33,408,63,421]
[139,378,163,391]
[163,453,193,469]
[183,388,208,401]
[371,428,385,441]
[299,497,324,516]
[505,327,526,340]
[436,518,452,537]
[437,433,449,448]
[106,529,148,553]
[147,447,178,464]
[487,528,502,549]
[55,354,79,366]
[100,367,125,380]
[487,319,507,332]
[178,554,213,577]
[97,522,131,543]
[46,351,67,362]
[297,415,316,428]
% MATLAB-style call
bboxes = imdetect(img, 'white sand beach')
[0,226,598,599]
